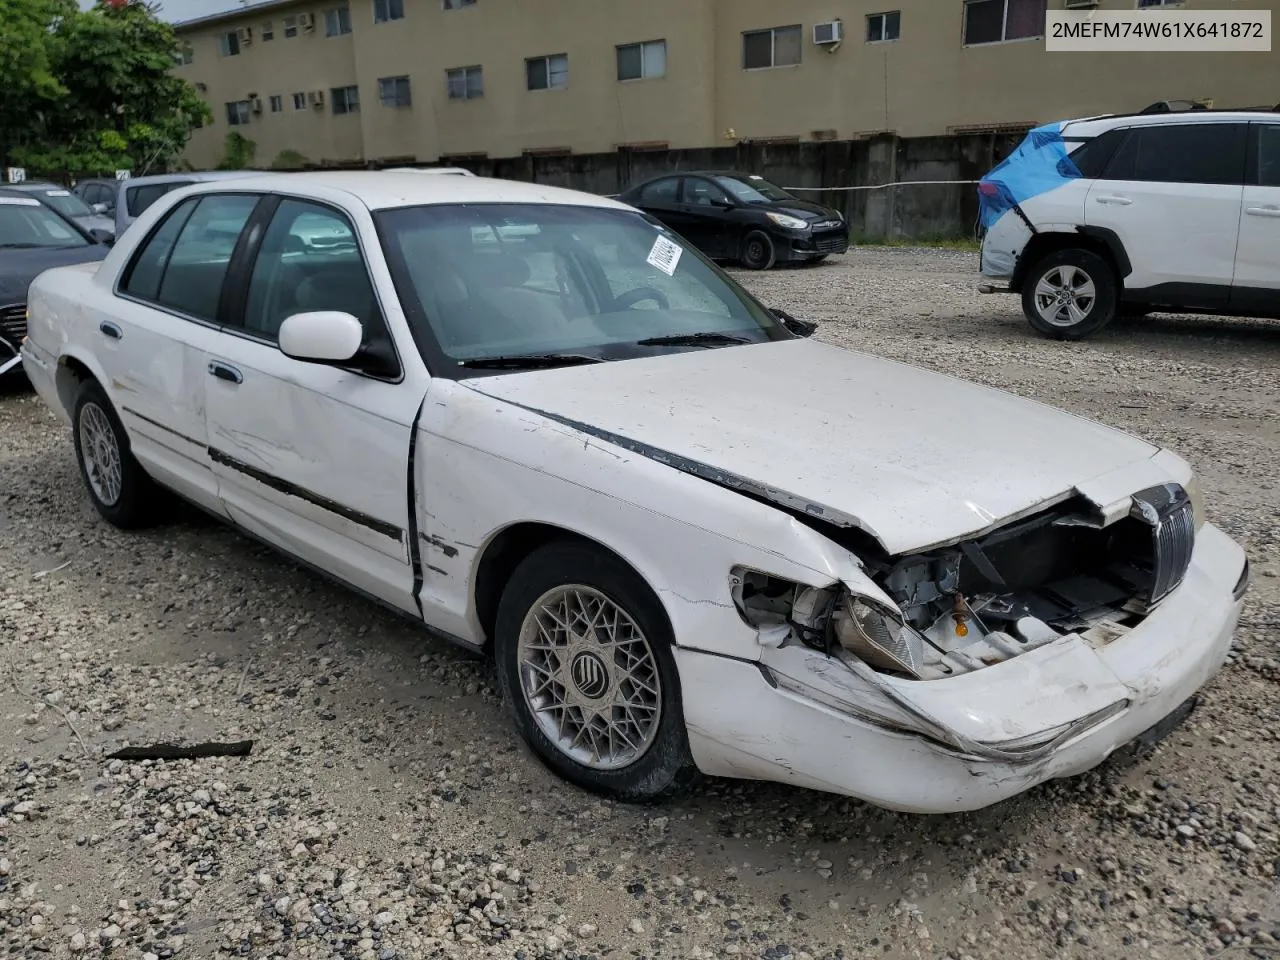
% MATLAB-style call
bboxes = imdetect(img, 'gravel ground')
[1,246,1277,960]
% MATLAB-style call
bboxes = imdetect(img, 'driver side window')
[241,199,378,341]
[684,178,728,207]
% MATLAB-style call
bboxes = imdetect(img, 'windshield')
[34,188,93,219]
[0,198,88,248]
[711,175,796,204]
[376,203,789,371]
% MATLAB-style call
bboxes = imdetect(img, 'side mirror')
[772,308,817,338]
[710,197,733,208]
[90,202,108,215]
[278,311,363,363]
[88,228,114,246]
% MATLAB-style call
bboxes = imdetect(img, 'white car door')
[201,195,422,613]
[100,192,261,517]
[1232,121,1280,314]
[1084,121,1247,305]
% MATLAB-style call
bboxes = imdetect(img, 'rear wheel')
[494,541,698,803]
[72,379,167,529]
[740,231,776,270]
[1021,247,1117,340]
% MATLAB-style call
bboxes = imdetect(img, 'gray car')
[8,181,116,240]
[106,171,274,238]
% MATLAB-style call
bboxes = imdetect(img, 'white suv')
[978,109,1280,339]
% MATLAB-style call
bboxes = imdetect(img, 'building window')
[173,44,194,65]
[446,65,483,100]
[526,53,568,91]
[374,0,404,21]
[331,85,360,114]
[378,75,412,107]
[963,0,1046,45]
[742,25,802,69]
[225,100,251,125]
[262,20,274,40]
[867,11,901,42]
[292,91,307,109]
[325,5,352,36]
[1137,0,1181,6]
[617,39,666,81]
[219,30,240,56]
[283,15,297,37]
[269,94,283,112]
[443,0,475,8]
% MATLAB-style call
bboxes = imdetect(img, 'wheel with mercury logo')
[495,541,697,802]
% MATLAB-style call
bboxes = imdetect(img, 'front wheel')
[740,231,776,270]
[1021,248,1117,340]
[494,542,698,803]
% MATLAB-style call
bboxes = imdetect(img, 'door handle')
[1094,195,1133,206]
[98,320,122,340]
[1245,205,1280,218]
[208,360,243,384]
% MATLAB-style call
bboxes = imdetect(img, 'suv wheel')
[1022,248,1117,340]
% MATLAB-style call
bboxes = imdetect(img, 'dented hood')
[466,338,1158,555]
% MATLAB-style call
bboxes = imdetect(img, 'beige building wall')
[174,0,1280,170]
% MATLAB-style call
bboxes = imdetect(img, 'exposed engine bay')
[732,483,1197,681]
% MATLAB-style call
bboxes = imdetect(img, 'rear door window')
[1064,130,1124,179]
[1103,123,1248,185]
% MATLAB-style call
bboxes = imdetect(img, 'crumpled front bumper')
[675,522,1247,814]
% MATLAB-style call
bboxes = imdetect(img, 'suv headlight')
[766,212,809,230]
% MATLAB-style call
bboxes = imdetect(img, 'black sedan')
[0,188,110,377]
[616,171,849,270]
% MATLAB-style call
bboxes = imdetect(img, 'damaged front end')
[733,482,1201,683]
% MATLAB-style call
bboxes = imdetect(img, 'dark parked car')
[70,177,120,216]
[0,188,110,377]
[9,181,116,239]
[616,171,849,269]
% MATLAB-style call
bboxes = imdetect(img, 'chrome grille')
[1130,483,1196,604]
[0,303,25,350]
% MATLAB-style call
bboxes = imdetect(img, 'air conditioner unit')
[1063,0,1098,8]
[813,20,843,45]
[237,26,253,44]
[250,97,263,113]
[299,12,315,31]
[308,89,325,107]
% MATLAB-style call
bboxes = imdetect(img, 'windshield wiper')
[457,353,605,370]
[635,332,752,347]
[0,242,48,249]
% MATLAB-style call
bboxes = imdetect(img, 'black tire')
[740,231,777,270]
[1021,247,1118,341]
[494,541,699,803]
[71,378,167,529]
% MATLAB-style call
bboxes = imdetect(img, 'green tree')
[217,132,257,170]
[0,0,75,168]
[5,0,211,180]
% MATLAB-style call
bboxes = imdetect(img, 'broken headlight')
[832,595,927,679]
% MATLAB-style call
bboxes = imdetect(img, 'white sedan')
[21,173,1249,813]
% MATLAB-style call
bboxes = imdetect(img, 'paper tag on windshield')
[646,234,682,276]
[47,190,70,197]
[0,197,40,206]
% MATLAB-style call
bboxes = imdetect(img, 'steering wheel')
[614,286,669,311]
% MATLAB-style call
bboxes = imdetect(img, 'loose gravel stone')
[0,248,1276,960]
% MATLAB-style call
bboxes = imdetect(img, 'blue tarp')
[977,121,1083,232]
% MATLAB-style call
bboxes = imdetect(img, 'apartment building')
[174,0,1280,170]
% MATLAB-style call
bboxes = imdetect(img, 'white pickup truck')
[21,171,1249,813]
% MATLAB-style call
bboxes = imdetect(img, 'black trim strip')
[208,447,404,542]
[121,406,203,446]
[406,393,429,618]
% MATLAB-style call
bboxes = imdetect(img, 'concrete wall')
[419,130,1028,241]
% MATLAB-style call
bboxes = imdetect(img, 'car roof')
[116,171,271,188]
[1061,109,1280,138]
[0,187,42,201]
[7,181,65,191]
[182,171,633,213]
